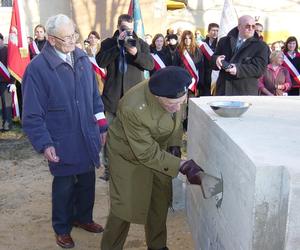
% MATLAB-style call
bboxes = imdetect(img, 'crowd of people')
[2,14,300,132]
[1,12,300,250]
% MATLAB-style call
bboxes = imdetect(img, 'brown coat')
[107,80,183,224]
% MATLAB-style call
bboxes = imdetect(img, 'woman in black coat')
[282,36,300,96]
[177,30,204,97]
[149,33,179,75]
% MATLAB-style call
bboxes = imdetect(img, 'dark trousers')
[288,88,300,96]
[0,83,12,126]
[199,69,212,96]
[16,81,22,117]
[101,112,115,171]
[52,171,96,235]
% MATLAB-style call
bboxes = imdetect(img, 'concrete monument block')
[186,96,300,250]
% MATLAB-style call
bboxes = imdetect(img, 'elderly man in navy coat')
[22,14,107,249]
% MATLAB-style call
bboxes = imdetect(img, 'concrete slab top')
[190,96,300,172]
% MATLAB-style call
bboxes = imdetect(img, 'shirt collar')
[54,48,71,62]
[237,36,246,43]
[267,64,282,71]
[41,41,87,70]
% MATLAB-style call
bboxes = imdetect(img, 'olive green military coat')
[107,80,184,224]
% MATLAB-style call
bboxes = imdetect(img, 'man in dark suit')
[96,14,154,181]
[212,15,269,95]
[200,23,219,96]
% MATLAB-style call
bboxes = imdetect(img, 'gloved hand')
[167,146,181,158]
[179,159,204,185]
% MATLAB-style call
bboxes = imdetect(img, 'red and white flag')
[151,53,166,71]
[0,61,10,82]
[218,0,238,39]
[7,0,29,119]
[180,50,199,93]
[89,57,107,80]
[283,53,300,87]
[7,0,30,82]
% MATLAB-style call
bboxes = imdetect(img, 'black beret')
[167,34,178,41]
[149,66,192,99]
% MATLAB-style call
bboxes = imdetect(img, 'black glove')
[179,159,204,185]
[167,146,181,158]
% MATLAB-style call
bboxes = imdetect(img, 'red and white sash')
[0,61,11,82]
[151,53,166,71]
[198,40,214,61]
[180,50,199,93]
[29,40,40,56]
[89,57,107,80]
[0,60,18,118]
[283,53,300,88]
[283,53,300,87]
[7,84,20,119]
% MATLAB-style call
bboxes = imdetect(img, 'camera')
[124,30,136,47]
[119,25,137,47]
[221,60,233,70]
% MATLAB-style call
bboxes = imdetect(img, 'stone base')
[186,96,300,250]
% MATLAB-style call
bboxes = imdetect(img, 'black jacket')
[201,36,218,96]
[29,38,47,59]
[149,46,180,75]
[212,27,269,95]
[96,30,154,114]
[0,45,12,83]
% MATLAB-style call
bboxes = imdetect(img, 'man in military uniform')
[101,66,204,250]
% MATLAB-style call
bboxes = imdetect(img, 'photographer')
[96,14,154,180]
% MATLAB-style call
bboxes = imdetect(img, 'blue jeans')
[52,171,96,234]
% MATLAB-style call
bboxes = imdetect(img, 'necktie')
[118,47,127,74]
[66,53,73,67]
[235,39,243,52]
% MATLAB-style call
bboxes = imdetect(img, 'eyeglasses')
[50,33,79,43]
[244,24,256,30]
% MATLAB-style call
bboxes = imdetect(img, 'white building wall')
[1,1,300,45]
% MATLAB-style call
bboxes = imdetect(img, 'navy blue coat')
[22,42,107,176]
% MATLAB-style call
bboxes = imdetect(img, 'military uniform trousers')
[101,173,172,250]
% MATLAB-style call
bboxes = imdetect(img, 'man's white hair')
[45,14,74,36]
